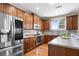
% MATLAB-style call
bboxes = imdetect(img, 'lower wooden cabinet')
[24,37,36,53]
[43,35,58,43]
[24,38,30,53]
[48,45,79,56]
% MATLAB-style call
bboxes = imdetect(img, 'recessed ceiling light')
[36,7,40,10]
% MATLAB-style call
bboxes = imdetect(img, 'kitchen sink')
[61,35,71,39]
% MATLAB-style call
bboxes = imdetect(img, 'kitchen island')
[48,36,79,56]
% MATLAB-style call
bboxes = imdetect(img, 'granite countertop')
[48,36,79,50]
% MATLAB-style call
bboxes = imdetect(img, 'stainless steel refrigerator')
[0,13,23,56]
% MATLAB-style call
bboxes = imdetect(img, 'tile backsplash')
[43,30,78,35]
[23,30,37,36]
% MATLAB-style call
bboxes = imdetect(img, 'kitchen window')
[50,18,66,30]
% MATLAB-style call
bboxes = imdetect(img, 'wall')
[49,15,66,30]
[49,13,79,33]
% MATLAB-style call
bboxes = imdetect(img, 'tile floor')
[24,44,48,56]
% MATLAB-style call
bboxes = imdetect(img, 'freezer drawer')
[0,48,13,56]
[13,45,23,56]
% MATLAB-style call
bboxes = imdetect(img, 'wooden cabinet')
[33,14,40,25]
[0,4,4,13]
[24,38,30,53]
[17,9,24,18]
[0,3,10,14]
[40,20,43,31]
[23,13,33,29]
[66,15,78,30]
[43,20,49,31]
[24,37,36,53]
[66,16,72,30]
[43,35,58,43]
[48,45,66,56]
[33,14,43,30]
[34,14,38,24]
[8,4,17,16]
[48,45,79,56]
[72,15,78,29]
[0,3,24,17]
[30,37,36,48]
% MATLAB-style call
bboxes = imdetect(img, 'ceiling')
[11,3,79,18]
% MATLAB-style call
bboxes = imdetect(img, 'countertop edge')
[48,37,79,50]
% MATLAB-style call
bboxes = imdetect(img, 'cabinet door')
[17,9,24,18]
[43,20,49,30]
[65,48,78,56]
[66,16,73,30]
[34,14,37,24]
[24,38,30,53]
[30,14,33,29]
[48,45,66,56]
[23,13,33,29]
[30,37,36,48]
[72,15,78,30]
[0,3,9,14]
[43,21,46,30]
[0,4,4,13]
[40,20,43,31]
[8,4,17,16]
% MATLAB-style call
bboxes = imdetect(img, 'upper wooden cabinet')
[34,14,37,24]
[43,20,49,31]
[0,3,9,14]
[17,9,24,18]
[33,14,43,30]
[0,3,24,17]
[23,13,33,29]
[66,15,78,30]
[72,15,78,29]
[34,14,40,25]
[40,20,43,31]
[0,4,3,13]
[8,4,17,16]
[66,16,73,30]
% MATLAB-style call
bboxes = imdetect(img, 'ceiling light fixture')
[56,5,62,8]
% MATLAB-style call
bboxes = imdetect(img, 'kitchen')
[0,3,79,56]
